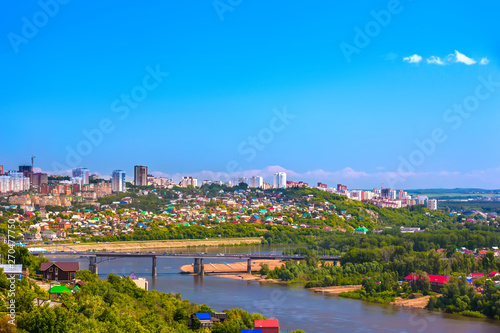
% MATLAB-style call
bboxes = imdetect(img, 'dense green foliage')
[0,243,48,275]
[0,270,270,333]
[427,278,500,319]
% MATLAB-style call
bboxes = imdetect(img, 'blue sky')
[1,0,499,189]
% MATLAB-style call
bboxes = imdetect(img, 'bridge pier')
[199,258,205,276]
[152,256,157,277]
[247,259,252,274]
[194,258,200,274]
[89,256,98,275]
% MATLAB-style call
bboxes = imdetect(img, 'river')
[46,245,500,333]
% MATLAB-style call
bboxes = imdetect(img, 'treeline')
[270,246,498,288]
[302,229,500,254]
[428,278,500,319]
[86,223,328,244]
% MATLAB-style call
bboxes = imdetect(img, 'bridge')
[38,250,341,277]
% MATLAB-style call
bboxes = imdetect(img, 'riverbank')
[307,285,362,295]
[32,237,262,252]
[390,295,431,309]
[180,259,284,274]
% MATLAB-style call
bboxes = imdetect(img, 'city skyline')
[2,1,499,188]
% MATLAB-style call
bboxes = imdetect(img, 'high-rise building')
[248,176,263,188]
[32,173,48,187]
[134,166,148,186]
[18,165,32,173]
[112,170,127,193]
[381,188,392,199]
[337,184,347,192]
[273,172,286,189]
[8,171,29,192]
[0,165,3,175]
[317,182,328,189]
[19,165,34,185]
[180,176,197,187]
[427,199,438,211]
[72,168,90,185]
[0,175,10,193]
[232,177,247,187]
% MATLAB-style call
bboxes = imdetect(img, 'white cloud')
[403,54,423,64]
[480,57,490,65]
[405,51,488,66]
[453,50,476,65]
[426,56,445,65]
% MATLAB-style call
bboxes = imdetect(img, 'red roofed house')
[39,262,79,282]
[469,273,485,280]
[477,250,489,259]
[254,320,279,333]
[489,272,499,278]
[404,273,450,292]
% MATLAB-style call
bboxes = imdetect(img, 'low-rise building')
[39,262,79,282]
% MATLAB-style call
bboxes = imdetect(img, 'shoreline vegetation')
[30,237,262,252]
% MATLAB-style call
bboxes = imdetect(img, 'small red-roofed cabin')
[404,273,450,292]
[470,272,485,280]
[489,272,499,278]
[254,320,279,333]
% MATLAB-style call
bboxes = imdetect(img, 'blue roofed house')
[249,215,261,223]
[189,312,228,329]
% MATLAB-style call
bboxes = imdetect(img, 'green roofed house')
[48,285,72,300]
[354,227,369,235]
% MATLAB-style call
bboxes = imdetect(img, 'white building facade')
[112,170,127,193]
[273,172,286,189]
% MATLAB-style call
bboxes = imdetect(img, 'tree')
[259,263,270,276]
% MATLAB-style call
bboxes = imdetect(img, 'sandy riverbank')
[390,295,431,309]
[180,259,284,274]
[307,285,362,295]
[32,238,261,252]
[210,273,287,284]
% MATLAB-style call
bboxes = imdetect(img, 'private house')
[48,285,72,300]
[254,319,280,333]
[23,231,41,241]
[128,272,148,290]
[469,272,485,280]
[489,271,499,278]
[354,227,368,235]
[39,262,79,281]
[58,221,71,229]
[248,215,261,223]
[41,230,57,240]
[0,264,28,279]
[404,273,450,292]
[56,230,67,239]
[188,313,228,329]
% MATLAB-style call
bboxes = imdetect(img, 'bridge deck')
[38,251,340,260]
